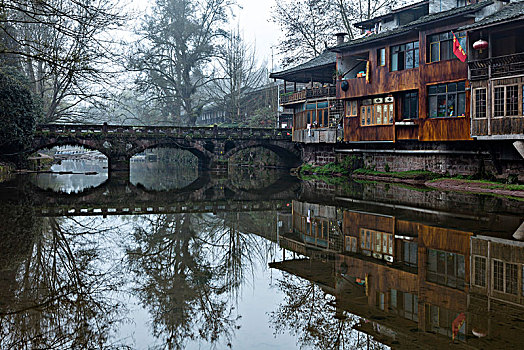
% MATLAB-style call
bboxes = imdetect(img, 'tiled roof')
[269,50,336,79]
[332,1,494,51]
[459,0,524,30]
[354,0,429,28]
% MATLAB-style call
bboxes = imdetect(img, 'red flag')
[452,313,466,341]
[452,32,467,62]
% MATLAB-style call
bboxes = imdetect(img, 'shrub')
[0,67,41,160]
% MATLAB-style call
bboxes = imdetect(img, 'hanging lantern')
[473,39,488,54]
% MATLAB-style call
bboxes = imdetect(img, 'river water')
[1,159,523,349]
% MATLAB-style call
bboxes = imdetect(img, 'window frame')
[391,41,419,72]
[401,91,419,119]
[492,259,520,295]
[493,84,522,118]
[427,31,466,63]
[377,47,386,66]
[473,88,487,119]
[428,81,466,118]
[346,100,358,117]
[427,249,466,290]
[360,101,394,126]
[473,255,487,288]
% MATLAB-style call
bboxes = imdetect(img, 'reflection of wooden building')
[277,200,524,348]
[471,235,524,305]
[290,201,342,252]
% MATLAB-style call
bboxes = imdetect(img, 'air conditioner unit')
[373,98,383,104]
[384,255,394,263]
[385,96,394,103]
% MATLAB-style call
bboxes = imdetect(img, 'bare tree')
[207,28,267,124]
[271,0,337,67]
[0,0,126,122]
[131,0,236,126]
[271,0,401,67]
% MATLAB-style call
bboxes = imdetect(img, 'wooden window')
[345,236,357,253]
[403,241,418,267]
[360,101,394,126]
[391,41,419,71]
[359,228,393,260]
[493,260,504,291]
[428,81,466,118]
[492,260,519,295]
[494,85,521,117]
[403,292,418,322]
[377,48,386,66]
[427,249,465,290]
[427,305,466,341]
[474,88,487,119]
[507,85,519,116]
[506,263,518,295]
[428,31,466,63]
[346,100,358,117]
[401,91,418,119]
[494,87,505,117]
[473,256,486,287]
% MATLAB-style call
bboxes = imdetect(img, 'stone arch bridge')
[33,124,301,173]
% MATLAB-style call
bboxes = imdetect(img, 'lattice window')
[474,88,487,119]
[507,85,519,116]
[473,256,486,287]
[493,260,504,291]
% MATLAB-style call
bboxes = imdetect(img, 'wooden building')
[270,51,344,143]
[465,1,524,157]
[332,0,506,143]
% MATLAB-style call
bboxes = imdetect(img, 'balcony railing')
[280,85,336,104]
[469,52,524,80]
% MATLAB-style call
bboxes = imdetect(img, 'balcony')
[280,85,336,105]
[469,52,524,81]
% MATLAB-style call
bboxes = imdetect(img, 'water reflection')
[0,210,124,348]
[125,212,276,348]
[130,148,199,191]
[271,199,524,349]
[31,159,108,193]
[1,170,523,349]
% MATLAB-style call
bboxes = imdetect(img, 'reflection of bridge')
[33,124,301,173]
[37,199,292,217]
[7,173,300,217]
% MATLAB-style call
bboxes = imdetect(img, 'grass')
[299,162,349,176]
[428,177,524,191]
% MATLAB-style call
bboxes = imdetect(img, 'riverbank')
[298,163,524,200]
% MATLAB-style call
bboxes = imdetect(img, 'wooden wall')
[339,20,473,142]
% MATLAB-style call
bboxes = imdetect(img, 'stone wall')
[302,141,524,181]
[359,152,524,181]
[302,144,337,165]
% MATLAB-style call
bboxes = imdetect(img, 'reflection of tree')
[270,273,388,350]
[0,214,124,349]
[127,211,275,349]
[127,214,237,349]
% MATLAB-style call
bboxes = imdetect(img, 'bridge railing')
[37,124,293,140]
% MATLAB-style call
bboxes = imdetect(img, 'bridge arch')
[32,139,110,159]
[223,141,301,168]
[126,140,214,170]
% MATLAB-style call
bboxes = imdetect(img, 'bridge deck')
[36,124,292,141]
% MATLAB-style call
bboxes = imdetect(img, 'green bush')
[0,67,41,159]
